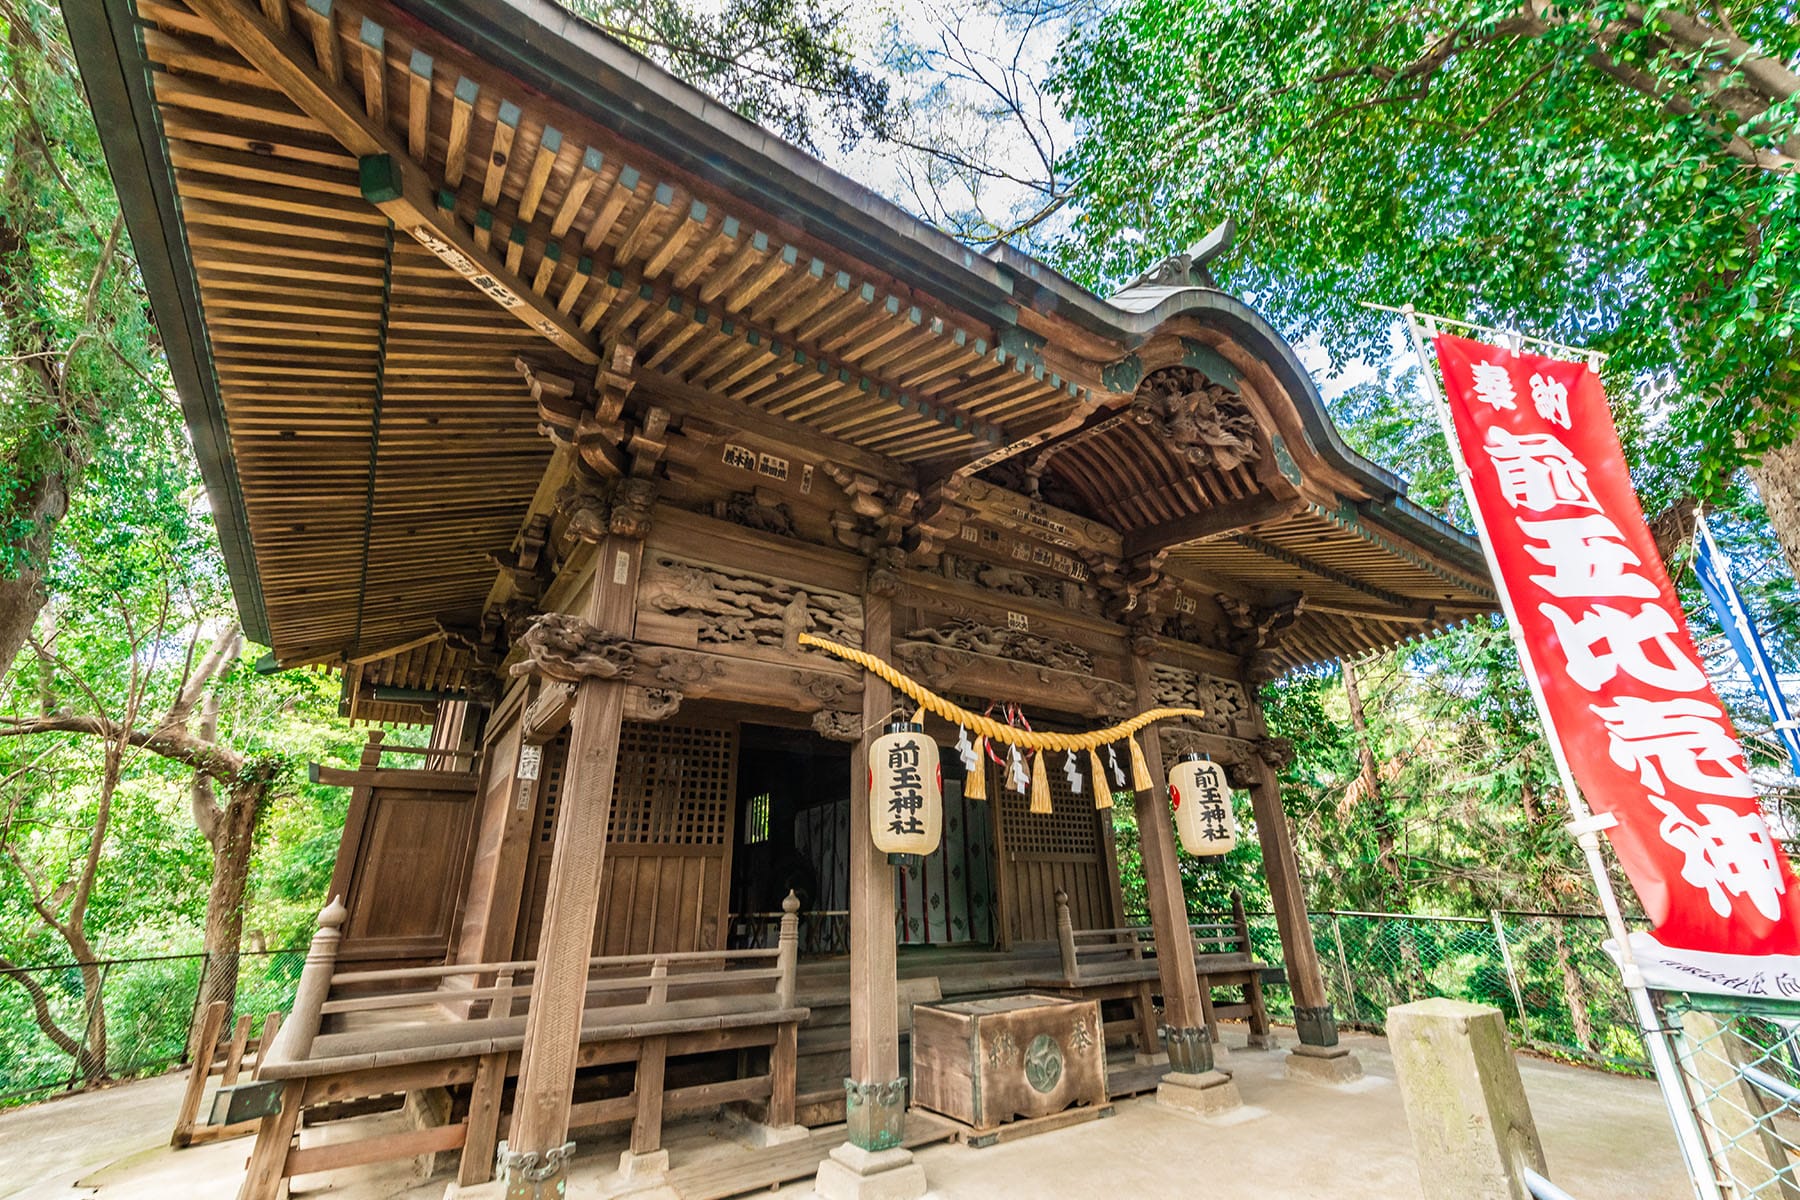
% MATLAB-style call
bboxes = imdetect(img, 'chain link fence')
[0,948,304,1107]
[1655,992,1800,1198]
[1215,908,1652,1071]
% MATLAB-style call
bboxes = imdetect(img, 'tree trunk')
[190,782,265,1057]
[1342,659,1407,910]
[0,469,65,678]
[1552,917,1596,1056]
[1747,439,1800,586]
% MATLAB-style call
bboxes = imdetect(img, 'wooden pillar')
[500,533,642,1195]
[1245,752,1327,1021]
[1247,747,1362,1081]
[817,576,927,1199]
[846,584,903,1141]
[1129,655,1209,1073]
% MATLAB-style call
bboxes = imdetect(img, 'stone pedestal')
[1388,998,1545,1200]
[812,1143,928,1200]
[1156,1068,1243,1117]
[617,1149,669,1180]
[1286,1042,1365,1085]
[1245,1030,1281,1051]
[721,1107,810,1147]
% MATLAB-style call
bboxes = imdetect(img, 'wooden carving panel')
[637,551,862,652]
[1148,663,1251,735]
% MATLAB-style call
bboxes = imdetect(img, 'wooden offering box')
[911,994,1107,1137]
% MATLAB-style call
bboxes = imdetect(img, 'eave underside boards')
[1044,419,1262,531]
[1165,509,1494,668]
[145,24,387,661]
[135,0,1105,668]
[151,0,1093,455]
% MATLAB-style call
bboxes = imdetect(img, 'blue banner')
[1693,514,1800,777]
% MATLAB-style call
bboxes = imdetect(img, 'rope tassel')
[1030,751,1053,814]
[965,736,988,801]
[1128,736,1155,792]
[1088,747,1111,810]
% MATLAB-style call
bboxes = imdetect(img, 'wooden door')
[593,720,738,955]
[334,777,479,963]
[515,720,738,958]
[993,755,1119,942]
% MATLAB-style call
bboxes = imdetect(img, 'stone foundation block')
[1285,1042,1365,1086]
[1245,1031,1281,1051]
[1156,1068,1243,1117]
[617,1149,669,1180]
[812,1143,928,1200]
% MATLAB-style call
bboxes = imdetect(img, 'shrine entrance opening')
[730,724,852,952]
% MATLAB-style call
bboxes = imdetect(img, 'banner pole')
[1395,304,1720,1198]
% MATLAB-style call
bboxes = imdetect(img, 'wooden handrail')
[330,946,777,986]
[265,896,346,1066]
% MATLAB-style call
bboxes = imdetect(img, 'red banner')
[1435,334,1800,992]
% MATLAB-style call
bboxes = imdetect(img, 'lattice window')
[535,731,570,847]
[745,792,771,844]
[994,752,1100,856]
[606,721,737,845]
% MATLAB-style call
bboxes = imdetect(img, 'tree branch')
[0,713,247,780]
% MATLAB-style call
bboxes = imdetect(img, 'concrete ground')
[0,1028,1690,1200]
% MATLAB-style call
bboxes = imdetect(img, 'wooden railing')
[266,891,802,1070]
[1051,888,1260,985]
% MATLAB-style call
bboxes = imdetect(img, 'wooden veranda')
[64,0,1496,1194]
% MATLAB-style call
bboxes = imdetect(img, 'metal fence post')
[184,951,212,1065]
[1490,911,1532,1046]
[1331,913,1358,1025]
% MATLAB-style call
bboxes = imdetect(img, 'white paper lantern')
[1169,754,1237,856]
[869,722,942,855]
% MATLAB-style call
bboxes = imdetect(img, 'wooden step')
[665,1110,956,1200]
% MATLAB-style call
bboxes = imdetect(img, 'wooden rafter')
[183,0,600,364]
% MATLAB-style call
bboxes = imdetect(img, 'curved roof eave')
[982,245,1490,587]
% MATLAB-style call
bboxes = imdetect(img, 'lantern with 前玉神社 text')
[869,720,942,856]
[1169,753,1237,856]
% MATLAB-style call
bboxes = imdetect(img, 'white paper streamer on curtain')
[1007,745,1029,793]
[1065,750,1083,794]
[1106,744,1126,788]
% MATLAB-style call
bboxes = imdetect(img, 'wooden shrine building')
[66,0,1495,1195]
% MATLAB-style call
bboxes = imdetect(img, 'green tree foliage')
[0,0,165,672]
[1050,1,1798,518]
[563,0,893,153]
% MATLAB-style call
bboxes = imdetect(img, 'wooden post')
[459,1052,508,1187]
[776,890,801,1009]
[847,585,901,1133]
[171,1000,229,1148]
[1054,889,1079,984]
[1232,891,1275,1048]
[815,578,927,1200]
[1246,750,1364,1083]
[501,532,643,1195]
[1128,655,1207,1072]
[264,897,345,1067]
